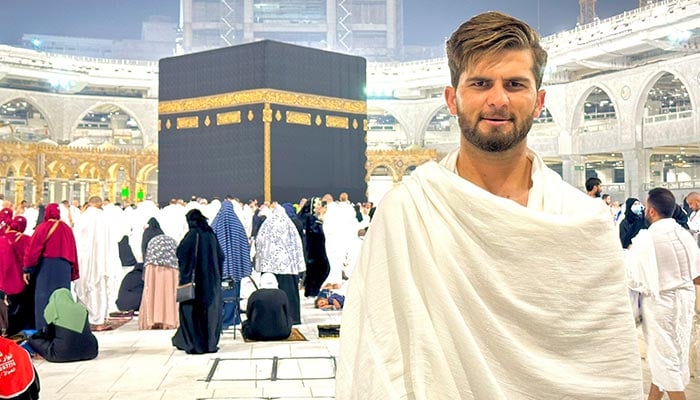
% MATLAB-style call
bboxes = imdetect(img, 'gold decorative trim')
[176,116,199,129]
[315,115,322,126]
[363,119,368,131]
[352,119,358,129]
[217,111,242,126]
[166,119,172,129]
[158,88,366,115]
[158,119,161,132]
[247,110,254,121]
[326,115,349,129]
[275,110,282,122]
[204,115,211,127]
[286,111,311,126]
[263,103,271,202]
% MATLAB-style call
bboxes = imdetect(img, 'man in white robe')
[158,198,187,244]
[626,188,700,400]
[336,11,642,399]
[322,193,359,284]
[73,196,122,329]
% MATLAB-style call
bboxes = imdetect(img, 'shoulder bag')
[176,234,198,302]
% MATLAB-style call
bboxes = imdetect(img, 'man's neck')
[455,142,533,206]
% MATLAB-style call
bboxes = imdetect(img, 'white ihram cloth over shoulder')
[336,147,643,400]
[626,219,700,392]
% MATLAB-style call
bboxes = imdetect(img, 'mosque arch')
[422,104,458,148]
[136,163,158,182]
[12,160,35,179]
[367,164,398,205]
[0,98,53,142]
[76,161,104,180]
[106,163,130,181]
[367,103,412,148]
[637,70,695,122]
[46,160,71,179]
[534,106,554,124]
[138,164,158,200]
[71,102,145,147]
[572,85,619,135]
[370,164,398,181]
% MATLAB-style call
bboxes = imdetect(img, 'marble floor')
[33,296,700,400]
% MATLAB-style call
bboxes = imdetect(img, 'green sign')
[121,186,129,198]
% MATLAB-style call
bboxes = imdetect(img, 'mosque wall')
[0,51,699,205]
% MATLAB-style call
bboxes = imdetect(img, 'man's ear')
[444,86,458,116]
[532,89,546,118]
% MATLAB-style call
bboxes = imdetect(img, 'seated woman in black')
[241,288,293,341]
[27,288,98,363]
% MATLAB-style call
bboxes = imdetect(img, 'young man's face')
[445,49,545,153]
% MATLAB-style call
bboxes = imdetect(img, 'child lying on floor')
[314,283,346,310]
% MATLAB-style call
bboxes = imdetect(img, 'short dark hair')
[585,177,601,192]
[601,194,610,201]
[647,187,676,219]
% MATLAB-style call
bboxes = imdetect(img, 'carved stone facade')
[366,148,439,183]
[0,88,158,145]
[0,142,157,205]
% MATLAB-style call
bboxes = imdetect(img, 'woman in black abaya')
[172,209,224,354]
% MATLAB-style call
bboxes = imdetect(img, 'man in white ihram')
[626,188,700,400]
[74,196,122,331]
[336,11,642,399]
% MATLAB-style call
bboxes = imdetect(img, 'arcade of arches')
[0,142,157,206]
[0,141,436,206]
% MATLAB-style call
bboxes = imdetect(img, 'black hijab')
[142,217,164,258]
[620,197,647,249]
[673,204,690,230]
[186,209,212,231]
[623,198,641,222]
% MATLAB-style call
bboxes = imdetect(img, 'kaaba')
[157,40,367,204]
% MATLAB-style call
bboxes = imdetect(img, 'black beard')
[458,113,534,153]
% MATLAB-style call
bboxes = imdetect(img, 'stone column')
[79,182,87,204]
[623,148,652,201]
[61,182,68,202]
[107,182,116,202]
[561,155,586,191]
[89,182,101,197]
[48,180,55,203]
[34,176,43,205]
[14,181,24,204]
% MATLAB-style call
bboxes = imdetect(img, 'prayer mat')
[109,310,136,318]
[318,324,340,339]
[91,317,132,332]
[242,327,307,343]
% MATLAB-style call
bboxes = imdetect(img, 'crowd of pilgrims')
[0,191,373,359]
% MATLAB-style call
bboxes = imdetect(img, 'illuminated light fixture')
[668,30,692,43]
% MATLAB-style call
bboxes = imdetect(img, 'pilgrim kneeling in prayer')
[26,288,98,362]
[241,288,293,341]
